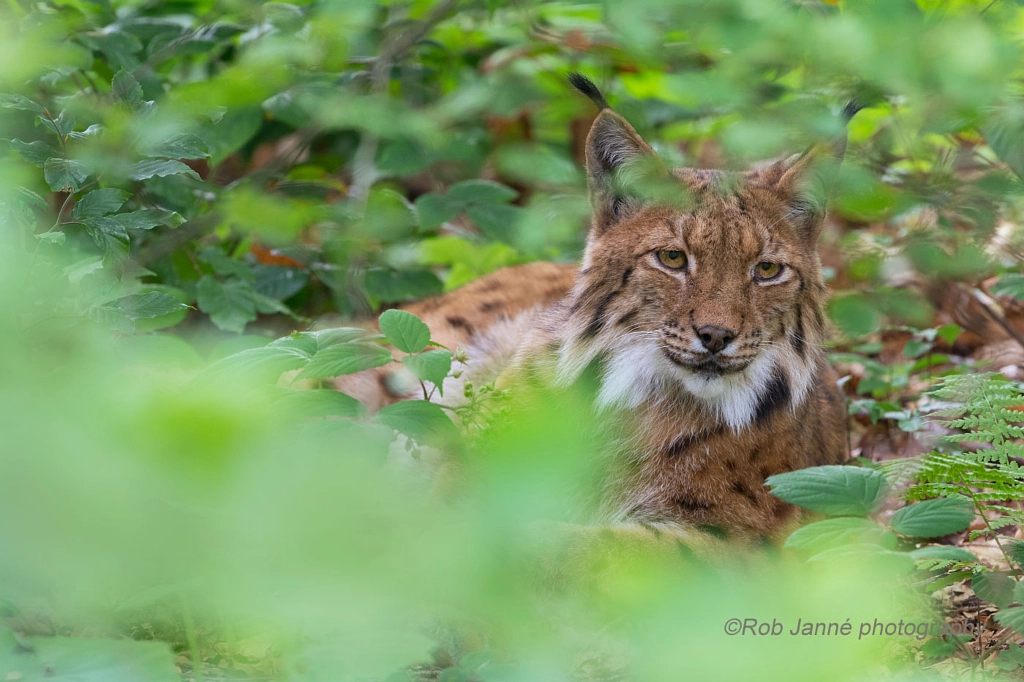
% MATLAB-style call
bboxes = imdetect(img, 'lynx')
[339,74,850,552]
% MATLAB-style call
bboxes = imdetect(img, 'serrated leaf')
[379,309,431,354]
[197,344,309,385]
[806,544,916,573]
[272,328,369,356]
[112,69,143,106]
[995,606,1024,635]
[447,179,518,205]
[414,193,463,230]
[376,399,458,446]
[784,517,893,554]
[890,497,975,538]
[297,343,393,380]
[275,389,363,418]
[0,93,46,114]
[196,276,257,334]
[128,159,200,181]
[909,546,978,563]
[44,158,89,192]
[973,572,1016,608]
[9,139,57,166]
[766,465,888,516]
[401,350,452,393]
[72,188,131,219]
[143,133,210,159]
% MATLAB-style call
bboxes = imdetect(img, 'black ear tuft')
[567,72,609,111]
[842,100,864,123]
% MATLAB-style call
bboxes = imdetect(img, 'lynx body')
[339,75,849,544]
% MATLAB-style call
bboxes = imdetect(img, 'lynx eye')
[754,261,783,281]
[657,250,687,269]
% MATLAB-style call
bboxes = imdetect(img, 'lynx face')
[557,93,837,431]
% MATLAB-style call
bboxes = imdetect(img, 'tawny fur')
[337,78,849,548]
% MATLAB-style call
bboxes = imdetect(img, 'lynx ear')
[753,100,863,241]
[569,73,662,231]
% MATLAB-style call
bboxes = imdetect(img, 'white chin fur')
[562,338,812,431]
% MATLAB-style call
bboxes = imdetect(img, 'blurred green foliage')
[4,0,1024,679]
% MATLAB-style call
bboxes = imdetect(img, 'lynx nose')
[695,325,736,353]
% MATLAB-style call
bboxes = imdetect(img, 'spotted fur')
[337,75,849,548]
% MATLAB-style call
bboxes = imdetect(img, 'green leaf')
[414,193,463,230]
[197,344,309,385]
[72,189,131,220]
[198,248,254,281]
[902,339,932,358]
[64,256,104,283]
[973,572,1016,608]
[1008,540,1024,570]
[890,498,975,538]
[44,158,90,192]
[196,276,257,334]
[275,389,364,418]
[806,544,915,573]
[84,216,129,241]
[111,69,143,106]
[996,644,1024,671]
[128,159,200,181]
[27,636,178,682]
[920,638,958,658]
[114,209,183,231]
[0,93,46,114]
[108,291,189,320]
[908,546,978,563]
[9,139,58,166]
[936,323,961,346]
[402,350,453,393]
[363,268,443,304]
[993,274,1024,302]
[447,179,518,205]
[35,231,66,245]
[995,606,1024,635]
[69,124,104,141]
[252,265,309,300]
[143,133,210,160]
[465,203,522,244]
[376,400,459,446]
[784,517,894,554]
[379,309,431,354]
[766,465,888,516]
[297,343,393,380]
[38,110,75,137]
[80,30,143,70]
[828,293,882,338]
